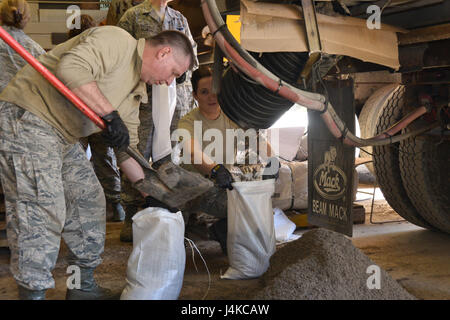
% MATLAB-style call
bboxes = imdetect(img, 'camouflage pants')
[88,133,121,204]
[121,83,195,218]
[0,103,105,290]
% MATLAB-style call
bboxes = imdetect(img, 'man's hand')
[101,111,129,151]
[211,164,233,190]
[176,72,186,84]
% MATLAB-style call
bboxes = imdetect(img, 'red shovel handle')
[0,25,105,130]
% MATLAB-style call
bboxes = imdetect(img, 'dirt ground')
[0,182,449,300]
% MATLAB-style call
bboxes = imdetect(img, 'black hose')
[218,51,308,129]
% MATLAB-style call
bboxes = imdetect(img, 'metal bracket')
[299,0,322,84]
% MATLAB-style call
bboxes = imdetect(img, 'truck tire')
[358,84,398,173]
[399,132,450,233]
[372,85,434,230]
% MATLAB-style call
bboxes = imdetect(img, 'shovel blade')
[133,165,214,209]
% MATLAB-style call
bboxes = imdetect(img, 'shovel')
[0,26,213,209]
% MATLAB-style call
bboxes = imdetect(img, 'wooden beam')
[24,22,68,34]
[38,9,107,23]
[28,34,54,50]
[398,23,450,45]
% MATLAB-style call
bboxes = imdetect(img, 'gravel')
[253,228,416,300]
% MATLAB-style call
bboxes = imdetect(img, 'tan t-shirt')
[177,107,241,173]
[0,26,147,164]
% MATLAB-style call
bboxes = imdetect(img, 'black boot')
[208,218,228,255]
[65,267,119,300]
[120,205,138,243]
[18,285,46,300]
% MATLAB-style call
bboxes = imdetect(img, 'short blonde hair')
[0,0,31,29]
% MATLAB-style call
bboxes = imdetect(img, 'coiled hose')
[202,0,438,146]
[218,51,309,129]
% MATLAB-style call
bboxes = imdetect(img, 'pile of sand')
[253,228,415,300]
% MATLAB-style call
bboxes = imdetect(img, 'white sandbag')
[151,80,177,162]
[273,207,297,242]
[271,162,293,210]
[120,207,185,300]
[295,134,308,161]
[288,161,309,210]
[222,179,276,280]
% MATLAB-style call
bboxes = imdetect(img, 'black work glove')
[101,111,129,152]
[176,72,186,84]
[144,196,179,213]
[262,157,281,180]
[211,164,233,190]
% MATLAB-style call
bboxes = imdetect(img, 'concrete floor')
[0,193,449,300]
[352,225,450,300]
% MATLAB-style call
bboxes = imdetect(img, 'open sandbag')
[222,179,276,280]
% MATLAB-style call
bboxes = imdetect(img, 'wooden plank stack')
[24,4,108,50]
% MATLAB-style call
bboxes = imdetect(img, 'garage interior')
[0,0,449,301]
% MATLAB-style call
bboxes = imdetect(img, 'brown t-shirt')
[177,107,241,173]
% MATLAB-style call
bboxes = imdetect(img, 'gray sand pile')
[253,228,415,300]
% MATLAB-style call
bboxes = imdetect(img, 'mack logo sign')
[313,147,347,200]
[307,79,355,237]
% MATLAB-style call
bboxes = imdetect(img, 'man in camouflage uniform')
[0,27,195,299]
[67,14,126,222]
[105,0,145,26]
[117,0,198,242]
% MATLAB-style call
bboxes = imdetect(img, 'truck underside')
[202,0,450,234]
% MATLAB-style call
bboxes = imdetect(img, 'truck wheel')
[372,85,434,230]
[358,84,398,173]
[400,132,450,233]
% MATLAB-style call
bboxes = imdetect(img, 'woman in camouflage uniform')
[0,0,45,254]
[0,0,45,93]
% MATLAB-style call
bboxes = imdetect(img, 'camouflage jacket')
[0,25,45,93]
[105,0,145,26]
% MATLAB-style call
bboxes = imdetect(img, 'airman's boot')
[18,285,46,300]
[65,267,119,300]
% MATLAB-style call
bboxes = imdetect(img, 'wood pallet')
[24,5,108,50]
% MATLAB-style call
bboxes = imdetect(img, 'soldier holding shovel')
[0,26,197,300]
